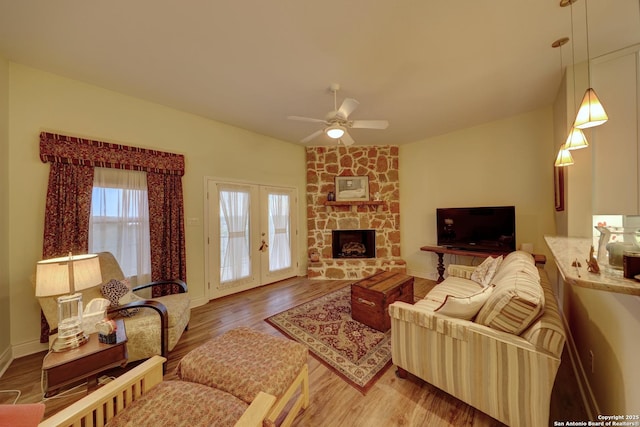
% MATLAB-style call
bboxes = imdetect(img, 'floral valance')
[39,132,185,176]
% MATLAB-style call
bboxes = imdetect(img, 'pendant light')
[563,0,589,150]
[555,144,575,167]
[552,35,583,164]
[565,127,589,150]
[571,0,608,129]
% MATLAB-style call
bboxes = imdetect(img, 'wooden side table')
[42,318,128,397]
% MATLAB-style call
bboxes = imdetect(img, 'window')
[268,192,292,271]
[219,187,251,283]
[89,167,151,285]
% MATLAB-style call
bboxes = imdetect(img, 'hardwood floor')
[0,276,587,426]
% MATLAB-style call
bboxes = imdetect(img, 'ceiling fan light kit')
[288,83,389,145]
[325,124,346,139]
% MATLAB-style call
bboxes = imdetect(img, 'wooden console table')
[420,245,546,283]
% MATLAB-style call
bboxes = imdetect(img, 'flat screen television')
[436,206,516,252]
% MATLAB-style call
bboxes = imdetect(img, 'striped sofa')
[389,251,565,427]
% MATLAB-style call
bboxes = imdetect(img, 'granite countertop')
[544,235,640,296]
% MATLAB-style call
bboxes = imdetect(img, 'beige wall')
[568,285,640,414]
[7,63,306,356]
[554,61,640,414]
[0,55,10,368]
[399,107,557,280]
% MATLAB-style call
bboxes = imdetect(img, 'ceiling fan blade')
[300,129,324,143]
[350,119,389,129]
[340,131,355,146]
[337,98,359,119]
[287,115,327,124]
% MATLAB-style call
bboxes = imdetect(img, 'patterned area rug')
[265,286,392,394]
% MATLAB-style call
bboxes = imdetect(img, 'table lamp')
[36,253,102,352]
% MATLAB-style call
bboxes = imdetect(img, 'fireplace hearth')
[332,229,376,258]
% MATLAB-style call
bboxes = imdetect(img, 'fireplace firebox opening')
[332,229,376,259]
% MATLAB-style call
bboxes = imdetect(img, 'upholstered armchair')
[38,252,190,363]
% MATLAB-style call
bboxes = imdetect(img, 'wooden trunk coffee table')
[351,271,414,332]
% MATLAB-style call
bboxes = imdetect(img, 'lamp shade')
[573,88,608,129]
[564,127,589,150]
[35,254,102,297]
[325,124,345,139]
[555,144,575,167]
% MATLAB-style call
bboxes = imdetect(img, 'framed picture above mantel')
[335,176,369,201]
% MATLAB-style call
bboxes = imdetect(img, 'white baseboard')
[0,346,11,378]
[12,340,48,359]
[0,339,48,379]
[189,295,208,309]
[560,311,599,419]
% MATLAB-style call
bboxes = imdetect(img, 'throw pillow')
[476,269,545,334]
[434,285,495,320]
[101,279,140,317]
[470,255,503,287]
[0,403,45,427]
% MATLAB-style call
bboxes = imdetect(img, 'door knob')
[259,240,269,252]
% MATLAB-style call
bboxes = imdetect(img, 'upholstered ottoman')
[106,381,251,427]
[176,327,309,427]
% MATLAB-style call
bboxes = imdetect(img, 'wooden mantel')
[324,200,385,212]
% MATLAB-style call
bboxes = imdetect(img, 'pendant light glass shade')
[555,144,575,167]
[564,127,589,150]
[573,88,608,129]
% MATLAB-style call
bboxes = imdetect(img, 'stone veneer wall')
[306,145,405,279]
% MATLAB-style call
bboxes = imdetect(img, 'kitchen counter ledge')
[545,235,640,296]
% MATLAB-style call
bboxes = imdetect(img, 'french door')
[206,179,298,299]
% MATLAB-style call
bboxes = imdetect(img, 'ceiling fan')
[287,83,389,146]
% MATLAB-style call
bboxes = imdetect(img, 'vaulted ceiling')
[0,1,638,146]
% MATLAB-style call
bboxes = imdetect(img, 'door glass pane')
[268,193,291,272]
[219,188,251,283]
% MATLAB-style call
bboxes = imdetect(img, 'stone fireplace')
[306,145,405,279]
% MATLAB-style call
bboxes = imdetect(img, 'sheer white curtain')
[268,193,291,271]
[219,187,251,283]
[89,167,151,285]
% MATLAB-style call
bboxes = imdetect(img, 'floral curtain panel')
[39,132,186,341]
[42,163,94,259]
[147,172,187,296]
